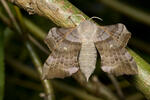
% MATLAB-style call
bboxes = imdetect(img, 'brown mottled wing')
[44,27,73,51]
[94,24,138,76]
[100,23,131,48]
[42,27,81,79]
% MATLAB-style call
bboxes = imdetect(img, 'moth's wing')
[100,23,131,48]
[43,28,81,79]
[44,27,74,51]
[94,24,138,76]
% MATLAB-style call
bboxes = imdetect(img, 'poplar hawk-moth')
[42,19,138,81]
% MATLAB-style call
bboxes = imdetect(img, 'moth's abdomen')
[79,42,97,81]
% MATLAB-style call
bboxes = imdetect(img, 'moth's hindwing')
[94,23,138,76]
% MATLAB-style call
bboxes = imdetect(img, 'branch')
[99,0,150,26]
[24,18,46,40]
[107,74,124,100]
[127,48,150,100]
[8,0,88,27]
[6,55,39,80]
[28,34,50,55]
[25,41,54,100]
[0,11,11,26]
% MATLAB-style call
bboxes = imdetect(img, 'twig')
[15,6,55,100]
[1,0,21,33]
[108,80,130,90]
[127,48,150,99]
[90,76,119,100]
[5,56,39,80]
[7,75,103,100]
[23,41,56,100]
[107,74,125,100]
[6,56,104,100]
[23,17,46,40]
[0,13,49,55]
[0,11,11,26]
[28,34,50,55]
[99,0,150,26]
[75,73,119,100]
[52,81,103,100]
[6,77,42,91]
[1,1,54,100]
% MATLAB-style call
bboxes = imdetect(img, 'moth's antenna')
[89,16,103,21]
[68,14,86,26]
[73,14,86,20]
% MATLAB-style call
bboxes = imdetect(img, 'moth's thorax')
[77,20,97,42]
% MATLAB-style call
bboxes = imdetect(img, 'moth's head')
[77,20,97,34]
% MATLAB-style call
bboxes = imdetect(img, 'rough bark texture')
[8,0,88,27]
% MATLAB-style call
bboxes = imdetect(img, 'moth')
[42,18,138,81]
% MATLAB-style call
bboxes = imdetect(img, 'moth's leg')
[68,16,77,27]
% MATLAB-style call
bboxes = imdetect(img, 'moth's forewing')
[43,27,82,79]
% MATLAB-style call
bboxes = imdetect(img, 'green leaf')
[0,24,5,100]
